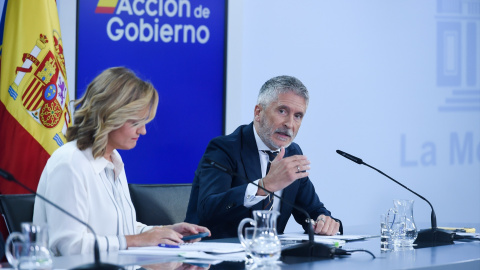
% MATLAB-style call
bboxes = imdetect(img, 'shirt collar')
[109,151,124,179]
[84,147,124,179]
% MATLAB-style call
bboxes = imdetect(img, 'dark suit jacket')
[185,122,341,239]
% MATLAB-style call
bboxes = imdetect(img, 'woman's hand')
[165,222,211,243]
[125,223,211,247]
[125,226,183,247]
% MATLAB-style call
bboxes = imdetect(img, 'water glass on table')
[380,213,390,251]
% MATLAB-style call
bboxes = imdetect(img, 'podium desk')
[50,236,480,270]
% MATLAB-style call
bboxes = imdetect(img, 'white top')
[243,125,283,210]
[33,141,152,256]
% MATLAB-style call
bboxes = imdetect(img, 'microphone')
[336,150,363,164]
[0,168,124,270]
[335,150,455,247]
[204,158,344,259]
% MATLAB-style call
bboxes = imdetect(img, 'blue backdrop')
[76,0,226,184]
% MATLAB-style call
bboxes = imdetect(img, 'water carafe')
[387,199,418,247]
[238,210,281,265]
[5,222,52,269]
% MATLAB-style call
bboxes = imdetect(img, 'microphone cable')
[334,248,376,258]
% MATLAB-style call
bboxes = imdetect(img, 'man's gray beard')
[257,118,294,150]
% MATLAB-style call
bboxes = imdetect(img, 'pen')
[158,244,180,248]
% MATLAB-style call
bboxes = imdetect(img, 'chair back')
[128,184,192,226]
[0,194,36,233]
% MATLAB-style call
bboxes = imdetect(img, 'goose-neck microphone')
[336,150,455,247]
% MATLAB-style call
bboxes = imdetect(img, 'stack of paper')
[119,242,246,262]
[279,233,378,247]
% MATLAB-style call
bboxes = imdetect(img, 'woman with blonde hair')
[33,67,210,256]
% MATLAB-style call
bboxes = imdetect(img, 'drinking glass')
[380,213,390,251]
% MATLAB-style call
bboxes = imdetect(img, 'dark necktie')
[261,150,277,210]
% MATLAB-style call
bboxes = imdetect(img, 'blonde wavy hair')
[66,67,159,159]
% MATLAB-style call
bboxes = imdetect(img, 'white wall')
[226,0,480,232]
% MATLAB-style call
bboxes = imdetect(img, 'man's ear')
[254,104,263,122]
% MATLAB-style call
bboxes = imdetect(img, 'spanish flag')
[0,0,71,194]
[95,0,119,14]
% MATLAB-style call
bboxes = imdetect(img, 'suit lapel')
[240,123,263,211]
[240,123,262,182]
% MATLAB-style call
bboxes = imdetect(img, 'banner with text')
[77,0,226,183]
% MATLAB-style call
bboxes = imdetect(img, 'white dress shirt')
[33,141,152,256]
[243,126,283,211]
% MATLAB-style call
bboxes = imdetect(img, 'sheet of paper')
[119,248,181,256]
[279,233,377,245]
[178,242,245,253]
[180,251,246,262]
[120,242,245,255]
[182,258,223,266]
[456,232,480,239]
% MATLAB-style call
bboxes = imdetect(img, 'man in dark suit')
[185,75,341,239]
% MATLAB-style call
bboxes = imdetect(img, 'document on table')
[179,251,246,262]
[456,232,480,240]
[120,242,245,255]
[119,242,246,262]
[279,233,378,246]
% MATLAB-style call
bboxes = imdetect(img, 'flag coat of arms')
[0,0,71,194]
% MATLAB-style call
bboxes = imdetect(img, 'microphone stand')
[0,168,124,270]
[204,158,341,259]
[336,150,455,248]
